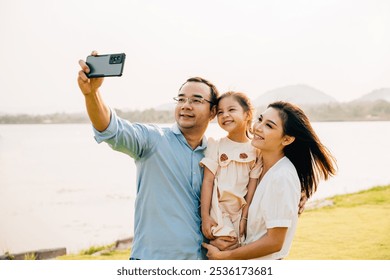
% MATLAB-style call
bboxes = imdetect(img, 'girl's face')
[251,107,290,152]
[217,96,249,139]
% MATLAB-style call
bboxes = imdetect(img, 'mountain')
[353,88,390,103]
[253,84,338,107]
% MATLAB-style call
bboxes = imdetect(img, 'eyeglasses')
[173,96,213,105]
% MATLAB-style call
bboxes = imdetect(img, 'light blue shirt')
[93,110,207,259]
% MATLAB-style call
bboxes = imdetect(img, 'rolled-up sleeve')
[93,109,119,143]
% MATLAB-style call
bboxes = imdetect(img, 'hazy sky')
[1,0,389,114]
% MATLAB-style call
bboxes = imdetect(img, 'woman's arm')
[200,167,217,240]
[203,227,287,260]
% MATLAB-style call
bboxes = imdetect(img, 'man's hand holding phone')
[78,51,126,95]
[85,52,126,78]
[77,51,123,132]
[77,51,104,97]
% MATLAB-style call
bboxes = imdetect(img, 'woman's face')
[251,107,286,152]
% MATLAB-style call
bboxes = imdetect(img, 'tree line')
[1,100,390,124]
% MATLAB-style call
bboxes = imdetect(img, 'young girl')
[200,91,262,243]
[203,101,337,259]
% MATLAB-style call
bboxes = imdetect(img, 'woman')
[202,101,337,259]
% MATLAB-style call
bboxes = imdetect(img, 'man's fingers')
[78,70,89,82]
[79,59,90,73]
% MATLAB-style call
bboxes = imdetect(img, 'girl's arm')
[203,227,287,260]
[242,177,258,218]
[239,177,258,238]
[201,167,217,240]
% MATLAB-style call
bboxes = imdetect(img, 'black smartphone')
[85,53,126,78]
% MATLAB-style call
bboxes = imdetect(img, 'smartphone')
[85,53,126,78]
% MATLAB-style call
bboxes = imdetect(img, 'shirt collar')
[171,123,208,151]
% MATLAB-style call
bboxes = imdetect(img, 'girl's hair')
[217,91,255,138]
[179,77,219,109]
[268,101,337,198]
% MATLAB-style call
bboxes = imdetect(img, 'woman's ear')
[282,135,295,146]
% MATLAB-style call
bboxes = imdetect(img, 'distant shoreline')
[1,99,390,125]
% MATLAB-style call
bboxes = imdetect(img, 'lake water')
[1,121,390,254]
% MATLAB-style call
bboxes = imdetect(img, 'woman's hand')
[202,242,226,260]
[210,236,239,251]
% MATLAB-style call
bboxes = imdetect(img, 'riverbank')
[53,184,390,260]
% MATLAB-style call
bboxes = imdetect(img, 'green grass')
[58,185,390,260]
[287,185,390,259]
[58,249,130,260]
[57,242,131,260]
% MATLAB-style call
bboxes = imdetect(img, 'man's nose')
[181,99,193,109]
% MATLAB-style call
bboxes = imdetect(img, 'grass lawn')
[58,185,390,260]
[287,185,390,259]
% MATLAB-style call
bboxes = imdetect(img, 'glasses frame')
[173,96,213,105]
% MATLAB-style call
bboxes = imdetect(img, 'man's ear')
[209,105,217,120]
[282,135,295,146]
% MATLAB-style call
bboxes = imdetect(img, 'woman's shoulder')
[272,157,296,172]
[266,157,300,188]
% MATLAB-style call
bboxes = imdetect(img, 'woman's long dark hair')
[269,101,337,198]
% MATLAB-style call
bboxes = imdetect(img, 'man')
[77,52,219,259]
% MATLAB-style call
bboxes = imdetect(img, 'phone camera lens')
[109,54,122,64]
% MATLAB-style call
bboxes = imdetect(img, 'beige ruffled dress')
[200,137,262,238]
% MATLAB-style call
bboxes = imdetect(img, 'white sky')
[0,0,389,114]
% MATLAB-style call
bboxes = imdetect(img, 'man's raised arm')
[77,51,110,132]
